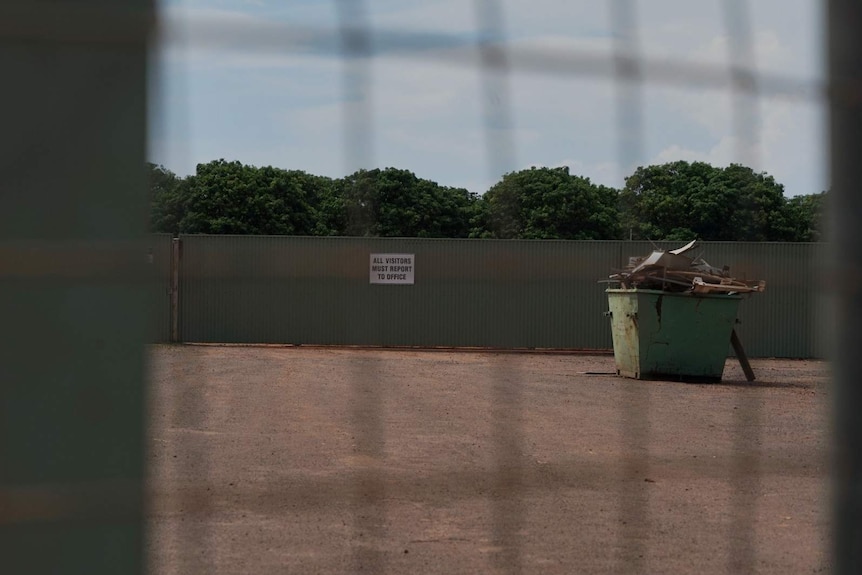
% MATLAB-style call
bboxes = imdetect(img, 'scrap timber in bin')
[604,240,765,382]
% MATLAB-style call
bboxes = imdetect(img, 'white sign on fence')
[370,253,415,285]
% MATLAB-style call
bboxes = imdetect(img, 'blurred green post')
[0,1,153,573]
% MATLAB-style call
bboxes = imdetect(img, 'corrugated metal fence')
[169,234,826,358]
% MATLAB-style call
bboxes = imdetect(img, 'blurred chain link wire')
[3,1,852,574]
[828,2,862,572]
[2,2,154,575]
[156,5,820,99]
[150,1,839,574]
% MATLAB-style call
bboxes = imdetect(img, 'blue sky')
[150,0,825,197]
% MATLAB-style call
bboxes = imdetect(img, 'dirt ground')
[146,345,830,574]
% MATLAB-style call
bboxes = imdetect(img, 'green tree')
[177,160,334,235]
[148,162,186,234]
[335,168,480,237]
[481,166,621,239]
[620,161,795,241]
[786,191,828,242]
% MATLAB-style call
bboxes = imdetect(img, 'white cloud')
[150,0,826,198]
[650,95,825,196]
[371,0,476,34]
[652,139,734,167]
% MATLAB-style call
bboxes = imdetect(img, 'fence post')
[171,237,181,343]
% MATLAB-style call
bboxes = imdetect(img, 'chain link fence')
[3,1,861,574]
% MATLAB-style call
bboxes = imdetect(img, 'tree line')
[149,159,826,242]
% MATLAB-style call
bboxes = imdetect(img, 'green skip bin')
[606,288,743,382]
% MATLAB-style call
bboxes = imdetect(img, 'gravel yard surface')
[147,345,830,574]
